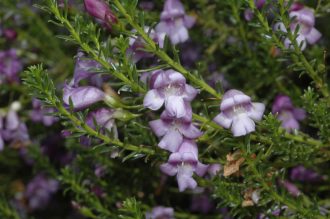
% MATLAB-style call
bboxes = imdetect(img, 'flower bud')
[84,0,117,30]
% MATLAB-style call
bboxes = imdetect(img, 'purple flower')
[30,99,58,126]
[272,95,306,131]
[86,108,118,138]
[273,4,321,51]
[279,180,301,197]
[25,174,59,210]
[160,140,208,191]
[1,102,30,147]
[207,72,230,90]
[127,27,165,63]
[71,52,104,87]
[0,49,22,84]
[191,194,215,214]
[63,83,105,110]
[156,0,195,45]
[3,28,18,41]
[84,0,117,30]
[149,108,202,152]
[146,206,174,219]
[143,69,198,118]
[206,164,222,177]
[290,165,322,182]
[213,89,265,137]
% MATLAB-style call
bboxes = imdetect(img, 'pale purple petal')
[280,115,300,131]
[165,95,186,118]
[293,108,306,121]
[143,89,165,110]
[6,110,20,130]
[183,84,198,101]
[195,162,208,177]
[290,8,315,27]
[305,27,322,44]
[248,102,265,121]
[178,139,198,157]
[171,24,189,45]
[207,164,222,177]
[177,164,197,191]
[231,114,255,137]
[160,163,177,176]
[213,113,232,129]
[158,129,183,152]
[149,119,170,137]
[167,70,186,84]
[183,15,196,28]
[179,123,203,139]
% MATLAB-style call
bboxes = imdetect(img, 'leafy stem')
[23,65,154,156]
[241,144,326,219]
[112,0,221,99]
[248,0,329,99]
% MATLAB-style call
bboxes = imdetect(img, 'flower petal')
[149,119,169,137]
[183,84,198,102]
[293,108,306,121]
[165,96,186,118]
[160,163,177,176]
[179,123,203,139]
[248,102,265,121]
[6,110,20,131]
[158,129,183,152]
[213,113,232,129]
[195,162,209,177]
[177,165,197,192]
[305,27,322,44]
[143,89,164,110]
[231,114,255,137]
[183,15,196,28]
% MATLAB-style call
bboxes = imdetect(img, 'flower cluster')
[273,3,321,51]
[127,0,194,63]
[144,69,208,191]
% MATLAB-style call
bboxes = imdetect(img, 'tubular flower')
[146,206,174,219]
[25,174,59,210]
[71,52,104,87]
[149,108,202,152]
[86,108,118,138]
[213,89,265,137]
[143,69,198,118]
[84,0,117,30]
[127,27,165,63]
[63,84,105,110]
[0,49,22,84]
[30,98,58,126]
[273,4,321,51]
[160,140,208,192]
[156,0,195,45]
[272,95,306,131]
[290,165,323,182]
